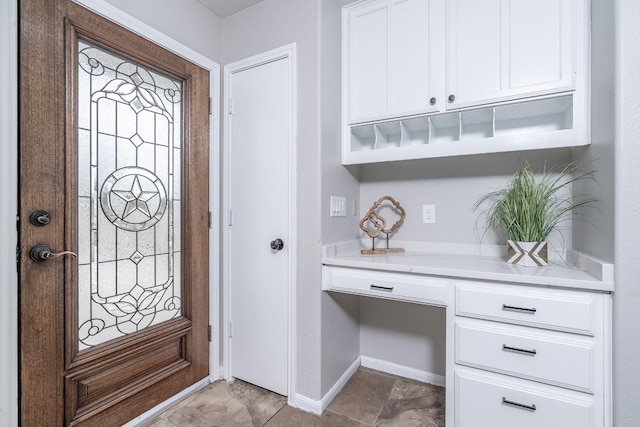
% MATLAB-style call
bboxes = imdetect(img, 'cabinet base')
[361,248,405,255]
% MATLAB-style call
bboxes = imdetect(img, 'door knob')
[29,244,77,262]
[30,210,51,226]
[448,94,456,103]
[270,238,284,251]
[429,97,437,105]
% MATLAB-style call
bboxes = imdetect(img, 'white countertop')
[322,241,614,292]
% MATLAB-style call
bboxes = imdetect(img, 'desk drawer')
[455,318,595,393]
[456,281,601,335]
[455,367,597,427]
[322,266,450,306]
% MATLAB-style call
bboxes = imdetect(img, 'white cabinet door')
[446,0,575,109]
[348,2,388,122]
[347,0,443,123]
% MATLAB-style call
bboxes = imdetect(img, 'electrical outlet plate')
[422,204,435,223]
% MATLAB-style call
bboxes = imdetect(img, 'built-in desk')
[322,241,613,427]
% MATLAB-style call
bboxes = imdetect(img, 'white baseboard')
[124,376,212,427]
[290,357,360,415]
[289,393,323,415]
[292,356,444,416]
[360,356,446,387]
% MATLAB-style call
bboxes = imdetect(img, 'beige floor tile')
[265,405,367,427]
[326,368,396,425]
[375,378,445,427]
[137,418,176,427]
[149,380,276,427]
[164,386,253,426]
[140,368,446,427]
[228,379,288,425]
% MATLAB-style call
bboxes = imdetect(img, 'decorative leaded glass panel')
[77,39,182,350]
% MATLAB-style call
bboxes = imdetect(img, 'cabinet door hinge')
[208,211,212,229]
[228,99,233,115]
[228,322,233,338]
[209,97,212,115]
[208,325,212,342]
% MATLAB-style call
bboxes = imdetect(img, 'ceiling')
[197,0,264,18]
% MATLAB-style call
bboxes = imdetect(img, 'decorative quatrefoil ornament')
[359,210,387,239]
[359,196,406,254]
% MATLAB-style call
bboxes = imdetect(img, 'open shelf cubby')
[345,94,578,163]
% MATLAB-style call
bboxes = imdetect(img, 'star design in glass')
[112,176,159,220]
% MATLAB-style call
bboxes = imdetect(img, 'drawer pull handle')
[370,284,394,292]
[502,397,537,412]
[502,344,537,356]
[502,304,537,314]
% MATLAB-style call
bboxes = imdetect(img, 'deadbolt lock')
[30,210,51,227]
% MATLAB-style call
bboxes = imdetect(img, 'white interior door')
[225,49,293,396]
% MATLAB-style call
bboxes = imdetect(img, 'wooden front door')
[19,1,210,425]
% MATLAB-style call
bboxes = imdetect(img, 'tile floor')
[141,368,445,427]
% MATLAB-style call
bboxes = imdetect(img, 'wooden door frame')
[222,44,298,403]
[13,0,221,424]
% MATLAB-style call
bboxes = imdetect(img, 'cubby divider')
[430,112,460,143]
[350,124,375,151]
[461,108,494,140]
[400,116,430,146]
[374,121,401,149]
[346,94,576,158]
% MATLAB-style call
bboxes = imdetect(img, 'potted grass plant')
[474,161,596,266]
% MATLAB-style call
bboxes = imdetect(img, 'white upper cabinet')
[346,0,444,123]
[342,0,589,164]
[446,0,575,109]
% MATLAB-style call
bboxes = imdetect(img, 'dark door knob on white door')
[270,238,284,251]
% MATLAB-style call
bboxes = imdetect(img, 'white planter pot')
[506,240,548,266]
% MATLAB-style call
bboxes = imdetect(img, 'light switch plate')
[330,196,347,217]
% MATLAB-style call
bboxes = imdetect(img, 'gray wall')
[319,0,362,396]
[103,0,222,62]
[222,0,325,400]
[321,0,361,245]
[0,1,17,424]
[572,0,616,263]
[360,299,446,376]
[360,150,572,247]
[613,0,640,424]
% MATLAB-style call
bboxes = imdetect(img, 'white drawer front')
[322,266,451,306]
[455,367,597,427]
[456,281,601,335]
[455,318,595,393]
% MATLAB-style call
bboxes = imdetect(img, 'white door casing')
[223,44,297,397]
